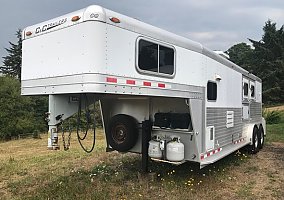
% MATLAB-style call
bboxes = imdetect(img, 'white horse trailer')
[21,5,266,169]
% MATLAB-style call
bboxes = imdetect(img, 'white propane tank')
[148,135,162,159]
[166,136,184,162]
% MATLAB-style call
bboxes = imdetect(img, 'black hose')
[76,94,96,153]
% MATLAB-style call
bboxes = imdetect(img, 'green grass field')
[266,111,284,143]
[0,110,283,200]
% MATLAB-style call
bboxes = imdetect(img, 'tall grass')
[265,110,284,143]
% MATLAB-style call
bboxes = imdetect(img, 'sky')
[1,0,284,64]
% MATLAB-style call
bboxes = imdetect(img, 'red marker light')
[110,17,120,23]
[71,16,80,22]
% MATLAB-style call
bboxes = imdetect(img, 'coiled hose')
[76,94,96,153]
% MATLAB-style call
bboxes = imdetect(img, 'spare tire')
[107,114,138,152]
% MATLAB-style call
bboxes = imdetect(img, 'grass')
[0,130,252,200]
[265,110,284,143]
[235,180,256,199]
[0,110,283,199]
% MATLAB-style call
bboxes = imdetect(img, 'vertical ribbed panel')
[206,108,242,147]
[250,101,262,120]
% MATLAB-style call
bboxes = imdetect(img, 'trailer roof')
[23,5,261,82]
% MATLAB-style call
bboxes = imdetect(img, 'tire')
[249,126,259,154]
[107,114,138,152]
[258,125,265,150]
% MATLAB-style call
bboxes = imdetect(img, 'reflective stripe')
[106,77,117,83]
[200,147,222,160]
[126,80,135,85]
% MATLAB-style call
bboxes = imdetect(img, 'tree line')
[0,20,283,140]
[226,20,284,104]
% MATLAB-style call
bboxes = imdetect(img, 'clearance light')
[71,16,80,22]
[110,17,120,23]
[26,31,32,36]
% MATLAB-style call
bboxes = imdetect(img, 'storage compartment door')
[242,104,250,120]
[205,126,215,151]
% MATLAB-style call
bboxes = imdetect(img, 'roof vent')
[213,51,230,59]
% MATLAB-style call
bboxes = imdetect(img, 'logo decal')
[35,18,67,34]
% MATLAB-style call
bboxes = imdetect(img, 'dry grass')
[266,105,284,111]
[0,129,283,200]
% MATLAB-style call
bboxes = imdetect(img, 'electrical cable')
[76,94,96,153]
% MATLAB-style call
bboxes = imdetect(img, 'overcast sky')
[1,0,284,64]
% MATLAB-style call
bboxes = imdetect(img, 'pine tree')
[0,29,22,80]
[249,20,284,104]
[227,20,284,104]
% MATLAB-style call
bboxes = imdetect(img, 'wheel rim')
[112,124,127,144]
[260,130,264,145]
[255,133,258,148]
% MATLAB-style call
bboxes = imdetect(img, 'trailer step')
[200,138,249,168]
[151,158,185,165]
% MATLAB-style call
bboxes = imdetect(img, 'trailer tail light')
[71,16,80,22]
[110,17,120,23]
[26,31,32,36]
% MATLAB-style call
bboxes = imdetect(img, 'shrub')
[0,76,47,140]
[262,109,282,124]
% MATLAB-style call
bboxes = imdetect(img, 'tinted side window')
[159,45,174,75]
[207,82,217,101]
[244,83,249,96]
[251,85,255,97]
[138,40,158,72]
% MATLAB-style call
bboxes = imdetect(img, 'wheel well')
[247,124,259,145]
[259,124,264,131]
[112,114,138,122]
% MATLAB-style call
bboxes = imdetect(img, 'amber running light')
[110,17,120,23]
[72,16,81,22]
[26,31,32,36]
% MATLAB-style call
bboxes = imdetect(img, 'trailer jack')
[47,94,97,153]
[141,120,152,173]
[47,126,60,150]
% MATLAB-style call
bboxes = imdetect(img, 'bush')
[0,76,47,140]
[262,109,282,124]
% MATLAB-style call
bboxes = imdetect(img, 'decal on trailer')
[35,18,67,34]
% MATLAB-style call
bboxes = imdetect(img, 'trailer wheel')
[249,126,259,154]
[258,125,265,149]
[107,114,138,152]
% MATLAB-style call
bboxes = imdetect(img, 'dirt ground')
[216,142,284,200]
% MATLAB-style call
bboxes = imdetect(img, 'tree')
[226,43,253,71]
[249,20,284,104]
[0,29,22,79]
[227,20,284,104]
[0,76,36,140]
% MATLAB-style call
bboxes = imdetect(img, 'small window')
[207,82,217,101]
[210,128,214,140]
[138,40,158,72]
[159,45,174,75]
[251,85,255,98]
[138,39,174,76]
[244,83,249,96]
